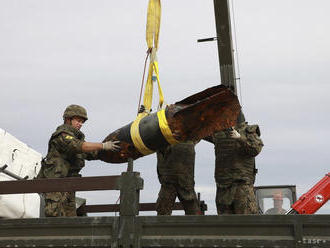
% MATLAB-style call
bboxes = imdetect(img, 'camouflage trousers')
[156,183,201,215]
[216,183,258,214]
[43,191,77,217]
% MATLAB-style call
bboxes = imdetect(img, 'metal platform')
[0,214,329,248]
[0,167,329,247]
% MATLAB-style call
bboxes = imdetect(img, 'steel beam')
[214,0,237,93]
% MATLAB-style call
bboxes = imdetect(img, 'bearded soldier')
[156,141,201,215]
[37,104,120,217]
[205,112,263,214]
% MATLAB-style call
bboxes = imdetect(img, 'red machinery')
[288,173,330,214]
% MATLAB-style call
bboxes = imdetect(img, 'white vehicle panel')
[0,128,42,218]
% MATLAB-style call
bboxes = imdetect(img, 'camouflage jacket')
[38,124,98,178]
[208,122,264,185]
[157,141,196,187]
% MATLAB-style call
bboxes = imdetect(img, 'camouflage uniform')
[209,122,263,214]
[37,124,98,217]
[156,141,201,215]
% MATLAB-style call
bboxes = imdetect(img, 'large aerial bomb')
[99,85,240,163]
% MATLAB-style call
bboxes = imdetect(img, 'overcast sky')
[0,0,329,215]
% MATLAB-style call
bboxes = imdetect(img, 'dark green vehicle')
[0,160,329,248]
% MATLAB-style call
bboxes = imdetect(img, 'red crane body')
[290,173,330,214]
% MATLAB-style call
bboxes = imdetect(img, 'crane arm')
[213,0,237,94]
[288,173,330,214]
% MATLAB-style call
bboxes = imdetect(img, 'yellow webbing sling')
[157,109,180,145]
[130,0,178,155]
[143,0,163,111]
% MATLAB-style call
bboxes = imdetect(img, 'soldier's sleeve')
[84,151,99,161]
[55,132,84,156]
[238,125,264,157]
[202,135,214,144]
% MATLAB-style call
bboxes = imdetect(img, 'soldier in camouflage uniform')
[205,112,263,214]
[156,141,201,215]
[37,104,120,217]
[264,193,287,215]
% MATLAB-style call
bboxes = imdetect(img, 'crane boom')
[288,173,330,214]
[213,0,237,94]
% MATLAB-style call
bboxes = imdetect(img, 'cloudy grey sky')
[0,0,329,214]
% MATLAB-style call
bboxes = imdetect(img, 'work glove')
[102,140,121,151]
[229,128,241,139]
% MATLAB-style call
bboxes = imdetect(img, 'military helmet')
[63,104,88,121]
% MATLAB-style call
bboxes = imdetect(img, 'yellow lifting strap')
[146,0,161,50]
[130,112,154,155]
[143,0,164,113]
[130,0,178,155]
[130,109,179,156]
[157,109,180,145]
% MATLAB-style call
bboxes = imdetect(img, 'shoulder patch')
[65,135,74,140]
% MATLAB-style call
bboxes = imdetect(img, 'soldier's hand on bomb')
[229,128,241,139]
[102,140,121,151]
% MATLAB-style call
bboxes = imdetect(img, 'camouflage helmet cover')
[63,104,88,121]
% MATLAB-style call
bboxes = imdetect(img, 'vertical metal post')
[116,159,144,247]
[197,192,208,215]
[127,158,133,172]
[213,0,237,94]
